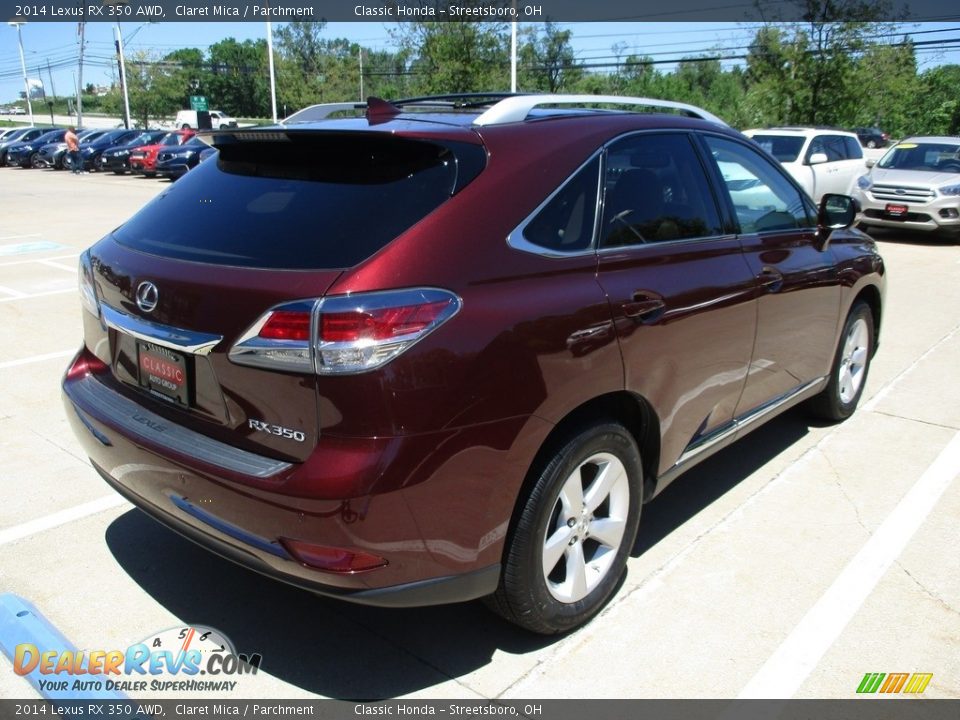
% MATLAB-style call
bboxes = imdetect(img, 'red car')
[63,94,885,633]
[129,129,195,177]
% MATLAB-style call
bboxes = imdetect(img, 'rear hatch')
[87,128,484,462]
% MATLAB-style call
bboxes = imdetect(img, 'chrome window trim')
[101,304,223,356]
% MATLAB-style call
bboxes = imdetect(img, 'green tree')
[519,22,582,92]
[391,20,510,94]
[208,38,269,116]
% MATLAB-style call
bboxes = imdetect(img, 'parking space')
[0,167,957,700]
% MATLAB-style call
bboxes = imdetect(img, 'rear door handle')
[622,291,666,322]
[758,267,784,293]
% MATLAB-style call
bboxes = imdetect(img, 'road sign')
[189,95,208,112]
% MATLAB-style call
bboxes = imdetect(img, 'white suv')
[174,109,237,130]
[743,127,867,203]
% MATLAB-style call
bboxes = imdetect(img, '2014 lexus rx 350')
[63,94,885,634]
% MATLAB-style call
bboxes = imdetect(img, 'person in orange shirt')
[64,127,81,174]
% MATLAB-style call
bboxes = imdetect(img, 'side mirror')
[808,152,829,165]
[815,194,858,250]
[865,158,876,168]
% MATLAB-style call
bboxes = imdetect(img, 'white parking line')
[0,350,77,370]
[0,285,26,298]
[0,234,41,242]
[37,260,78,273]
[0,494,130,547]
[0,288,74,303]
[738,430,960,699]
[0,253,79,268]
[863,323,960,413]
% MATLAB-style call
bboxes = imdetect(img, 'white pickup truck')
[743,127,868,203]
[174,109,238,130]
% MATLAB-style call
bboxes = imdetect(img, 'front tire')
[867,139,878,149]
[809,301,874,421]
[487,423,642,634]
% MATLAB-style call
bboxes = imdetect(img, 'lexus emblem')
[136,281,159,313]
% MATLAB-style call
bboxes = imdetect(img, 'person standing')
[65,127,81,174]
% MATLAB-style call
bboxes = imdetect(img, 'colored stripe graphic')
[856,672,885,693]
[904,673,934,694]
[880,673,909,693]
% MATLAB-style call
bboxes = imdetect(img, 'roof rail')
[472,94,728,127]
[281,102,367,124]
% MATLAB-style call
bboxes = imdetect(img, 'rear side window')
[113,133,485,269]
[522,157,600,252]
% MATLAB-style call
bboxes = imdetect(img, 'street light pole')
[266,21,278,123]
[8,22,34,126]
[115,23,132,129]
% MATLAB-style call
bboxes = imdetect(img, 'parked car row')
[0,125,216,180]
[744,125,960,240]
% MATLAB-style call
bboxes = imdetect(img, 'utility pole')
[9,22,34,126]
[46,58,56,98]
[77,21,85,127]
[358,48,364,102]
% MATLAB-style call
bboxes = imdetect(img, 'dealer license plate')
[137,341,190,406]
[884,203,909,217]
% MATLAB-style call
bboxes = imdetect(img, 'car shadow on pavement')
[104,408,813,700]
[632,408,811,556]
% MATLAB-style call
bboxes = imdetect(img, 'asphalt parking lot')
[0,167,957,701]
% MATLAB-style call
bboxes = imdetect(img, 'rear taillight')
[228,288,460,375]
[78,251,99,318]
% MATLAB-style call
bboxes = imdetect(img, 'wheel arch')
[853,283,882,353]
[507,392,662,555]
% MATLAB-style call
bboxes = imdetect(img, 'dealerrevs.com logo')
[856,672,933,695]
[13,625,262,694]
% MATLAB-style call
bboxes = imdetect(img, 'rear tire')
[808,301,874,421]
[486,422,642,634]
[867,139,878,149]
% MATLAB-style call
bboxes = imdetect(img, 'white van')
[174,109,238,130]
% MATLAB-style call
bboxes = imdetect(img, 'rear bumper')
[62,351,517,607]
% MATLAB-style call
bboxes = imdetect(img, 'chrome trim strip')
[674,377,826,468]
[102,304,223,356]
[66,374,292,479]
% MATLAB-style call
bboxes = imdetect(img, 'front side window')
[749,135,805,163]
[600,133,722,247]
[705,135,814,234]
[807,135,848,163]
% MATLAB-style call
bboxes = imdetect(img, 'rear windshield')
[749,135,805,163]
[113,133,485,269]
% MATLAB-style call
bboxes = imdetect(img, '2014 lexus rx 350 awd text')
[63,94,885,634]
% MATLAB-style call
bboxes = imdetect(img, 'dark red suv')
[63,94,885,633]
